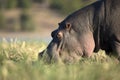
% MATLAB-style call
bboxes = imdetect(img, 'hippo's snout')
[39,40,62,63]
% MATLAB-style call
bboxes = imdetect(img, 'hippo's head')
[49,22,84,62]
[39,18,95,63]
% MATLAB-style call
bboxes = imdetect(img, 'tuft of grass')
[0,39,120,80]
[0,38,46,62]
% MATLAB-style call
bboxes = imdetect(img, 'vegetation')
[20,9,35,31]
[0,39,120,80]
[33,0,44,3]
[0,11,6,30]
[0,1,119,79]
[6,0,17,9]
[0,0,33,32]
[0,0,96,31]
[49,0,96,15]
[17,0,32,9]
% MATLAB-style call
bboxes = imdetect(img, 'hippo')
[39,0,120,63]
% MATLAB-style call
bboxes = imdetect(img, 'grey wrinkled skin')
[39,0,120,63]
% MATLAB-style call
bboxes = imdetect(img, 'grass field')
[0,39,120,80]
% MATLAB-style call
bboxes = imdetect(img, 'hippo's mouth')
[44,39,63,62]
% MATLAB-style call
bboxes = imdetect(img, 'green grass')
[0,39,120,80]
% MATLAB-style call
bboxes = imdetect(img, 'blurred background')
[0,0,96,43]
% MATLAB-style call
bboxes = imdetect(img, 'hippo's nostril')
[57,32,63,40]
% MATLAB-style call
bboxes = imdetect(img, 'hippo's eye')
[57,32,63,40]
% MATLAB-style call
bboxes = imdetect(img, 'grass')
[0,39,120,80]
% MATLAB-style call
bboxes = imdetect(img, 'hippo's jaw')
[46,39,64,63]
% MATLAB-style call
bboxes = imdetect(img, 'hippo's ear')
[66,23,71,30]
